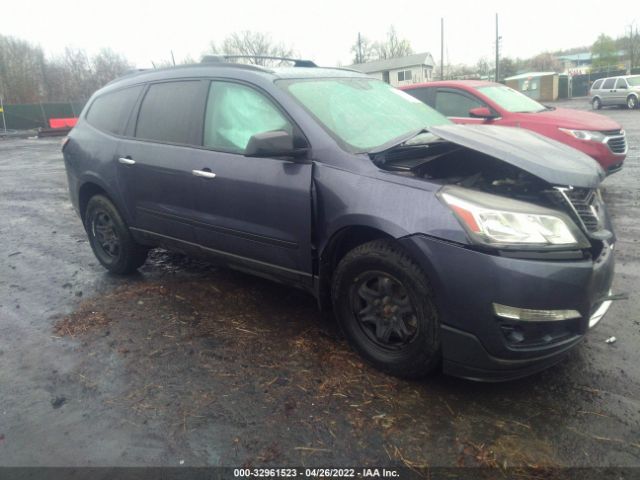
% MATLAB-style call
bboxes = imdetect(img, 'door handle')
[118,157,136,165]
[192,169,216,179]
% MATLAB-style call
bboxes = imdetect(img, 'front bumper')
[566,136,626,174]
[400,234,615,381]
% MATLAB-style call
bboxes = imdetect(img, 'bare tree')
[0,33,132,104]
[45,48,132,101]
[626,24,640,70]
[499,57,518,80]
[476,57,491,78]
[0,34,46,103]
[373,26,413,60]
[91,49,131,90]
[351,33,374,64]
[42,58,70,101]
[209,31,294,66]
[527,52,562,72]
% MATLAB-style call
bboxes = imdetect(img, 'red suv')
[400,81,626,174]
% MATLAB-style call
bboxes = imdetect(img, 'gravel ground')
[0,101,639,470]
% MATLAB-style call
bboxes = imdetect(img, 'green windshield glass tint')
[477,85,545,113]
[204,82,291,153]
[282,78,450,152]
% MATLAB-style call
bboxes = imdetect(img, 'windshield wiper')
[367,127,432,155]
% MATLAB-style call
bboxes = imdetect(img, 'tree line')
[2,25,639,105]
[0,27,413,104]
[0,34,131,104]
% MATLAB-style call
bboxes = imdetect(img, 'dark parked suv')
[63,57,617,381]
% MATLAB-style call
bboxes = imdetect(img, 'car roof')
[595,75,638,81]
[400,80,499,90]
[102,63,369,92]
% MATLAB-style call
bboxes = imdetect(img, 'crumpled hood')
[429,124,606,188]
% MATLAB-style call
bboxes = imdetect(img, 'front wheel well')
[317,226,397,310]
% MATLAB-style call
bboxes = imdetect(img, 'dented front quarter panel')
[313,155,469,254]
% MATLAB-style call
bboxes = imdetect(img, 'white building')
[350,53,435,87]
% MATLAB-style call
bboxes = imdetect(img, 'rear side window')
[602,78,616,89]
[135,81,202,145]
[435,90,484,117]
[203,82,292,153]
[404,87,432,105]
[85,86,142,135]
[592,79,603,90]
[615,78,628,89]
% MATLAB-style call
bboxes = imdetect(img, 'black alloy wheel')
[351,271,419,350]
[332,239,441,378]
[91,210,120,259]
[85,195,148,274]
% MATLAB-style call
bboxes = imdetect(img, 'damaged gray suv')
[63,57,617,381]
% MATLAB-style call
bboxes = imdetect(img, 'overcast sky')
[4,0,638,68]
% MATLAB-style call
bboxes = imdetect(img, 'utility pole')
[357,32,363,64]
[0,96,7,134]
[628,22,638,72]
[495,13,499,82]
[440,18,444,80]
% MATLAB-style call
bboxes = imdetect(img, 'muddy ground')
[0,99,639,470]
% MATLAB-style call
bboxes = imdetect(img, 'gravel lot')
[0,99,639,470]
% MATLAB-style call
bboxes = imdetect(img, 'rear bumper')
[400,234,616,381]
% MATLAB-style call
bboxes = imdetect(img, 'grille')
[606,135,627,154]
[599,129,622,136]
[558,188,602,232]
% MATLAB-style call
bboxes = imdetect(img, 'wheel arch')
[316,224,407,310]
[77,178,124,226]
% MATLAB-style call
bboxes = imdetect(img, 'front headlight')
[439,186,590,249]
[559,128,606,142]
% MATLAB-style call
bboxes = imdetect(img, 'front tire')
[331,240,440,378]
[592,97,602,110]
[85,195,148,274]
[627,95,638,110]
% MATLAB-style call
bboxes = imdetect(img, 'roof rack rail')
[201,54,317,68]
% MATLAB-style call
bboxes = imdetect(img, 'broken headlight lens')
[439,186,589,249]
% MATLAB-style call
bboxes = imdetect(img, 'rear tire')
[85,195,148,274]
[331,239,440,378]
[592,97,602,110]
[627,95,638,110]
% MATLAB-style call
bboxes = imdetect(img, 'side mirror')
[244,130,306,159]
[469,106,496,119]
